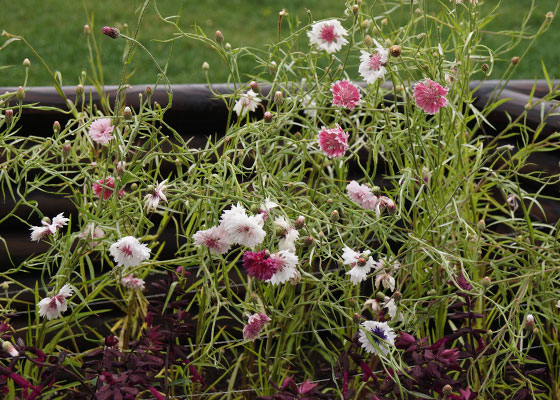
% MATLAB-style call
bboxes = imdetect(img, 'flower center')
[120,245,133,257]
[371,326,388,344]
[369,54,382,71]
[320,25,337,43]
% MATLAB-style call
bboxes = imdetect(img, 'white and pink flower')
[307,19,349,54]
[37,284,74,320]
[413,79,449,114]
[346,181,378,210]
[243,312,271,340]
[342,247,375,285]
[220,203,266,248]
[144,180,168,212]
[193,225,232,255]
[233,89,261,117]
[121,275,145,290]
[109,236,151,268]
[268,250,299,285]
[359,42,389,84]
[30,213,69,242]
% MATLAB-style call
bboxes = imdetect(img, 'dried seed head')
[215,30,224,43]
[511,56,520,65]
[390,45,401,57]
[102,26,120,39]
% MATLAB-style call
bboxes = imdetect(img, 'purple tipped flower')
[102,26,120,39]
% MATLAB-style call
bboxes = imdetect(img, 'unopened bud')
[481,63,489,73]
[353,313,362,323]
[330,210,340,222]
[274,90,283,105]
[23,58,30,68]
[2,341,18,357]
[263,111,273,123]
[116,161,126,174]
[372,186,381,196]
[375,291,386,302]
[443,385,452,395]
[304,236,314,245]
[511,56,520,65]
[357,257,367,266]
[250,292,258,303]
[202,61,210,71]
[84,25,91,35]
[481,276,491,288]
[145,86,153,96]
[4,109,13,125]
[318,231,325,239]
[53,120,61,134]
[364,35,373,47]
[0,282,9,290]
[250,81,259,92]
[393,291,402,301]
[16,86,25,101]
[289,269,301,285]
[102,26,120,39]
[123,106,132,120]
[352,4,359,15]
[295,215,305,229]
[76,84,84,96]
[279,9,288,17]
[477,219,486,231]
[62,140,71,155]
[381,18,388,26]
[390,45,401,57]
[546,11,554,21]
[130,183,138,190]
[269,61,277,74]
[225,43,231,51]
[215,30,224,43]
[525,314,535,328]
[361,19,370,30]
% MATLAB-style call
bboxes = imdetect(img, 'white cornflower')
[359,40,389,84]
[233,89,261,117]
[383,298,398,320]
[374,257,400,291]
[358,320,396,355]
[37,284,74,320]
[109,236,151,268]
[193,225,232,255]
[268,250,299,285]
[221,203,266,248]
[274,216,300,252]
[307,19,349,54]
[144,180,168,212]
[30,213,69,242]
[121,274,145,290]
[50,213,69,231]
[342,247,375,285]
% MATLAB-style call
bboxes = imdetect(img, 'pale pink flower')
[89,118,114,145]
[220,203,266,248]
[359,42,389,84]
[358,320,396,355]
[318,125,348,158]
[307,19,349,54]
[233,89,261,117]
[346,181,378,210]
[144,180,168,212]
[243,312,271,340]
[193,225,232,255]
[30,213,69,242]
[37,284,73,320]
[109,236,151,268]
[413,79,449,114]
[93,177,125,200]
[268,250,299,285]
[78,223,106,247]
[331,80,361,110]
[121,274,145,290]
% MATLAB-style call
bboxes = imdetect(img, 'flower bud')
[295,215,305,229]
[364,35,373,47]
[23,58,31,68]
[511,56,520,65]
[381,18,388,26]
[53,120,61,134]
[62,140,71,155]
[123,106,133,120]
[330,210,340,222]
[0,282,9,290]
[202,61,210,71]
[289,269,301,285]
[263,111,273,123]
[215,30,224,43]
[250,81,259,92]
[4,109,13,125]
[304,236,314,245]
[16,86,25,101]
[2,341,18,357]
[372,186,381,196]
[393,291,402,301]
[130,183,138,190]
[102,26,120,39]
[546,11,554,21]
[481,63,489,73]
[375,291,386,302]
[352,4,359,15]
[361,19,370,30]
[76,84,84,96]
[390,45,401,57]
[84,25,91,35]
[269,61,277,74]
[477,219,486,231]
[116,161,126,174]
[443,385,452,395]
[274,90,283,105]
[481,276,491,288]
[525,314,535,328]
[357,257,367,266]
[279,9,288,17]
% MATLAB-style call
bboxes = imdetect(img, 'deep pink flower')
[318,125,349,158]
[92,177,125,200]
[243,312,271,340]
[331,80,361,110]
[242,250,280,281]
[413,79,449,114]
[89,118,114,145]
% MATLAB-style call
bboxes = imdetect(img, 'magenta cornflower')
[92,177,124,200]
[242,250,280,281]
[318,125,349,158]
[331,80,361,110]
[88,118,114,145]
[413,79,449,114]
[243,312,271,340]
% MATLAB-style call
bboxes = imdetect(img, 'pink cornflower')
[37,284,73,320]
[92,177,125,200]
[346,181,378,210]
[331,80,361,110]
[307,19,349,54]
[121,275,145,290]
[243,312,271,340]
[242,250,280,281]
[413,79,449,114]
[89,118,114,145]
[193,225,232,255]
[318,125,349,158]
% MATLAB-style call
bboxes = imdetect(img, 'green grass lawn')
[0,0,558,87]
